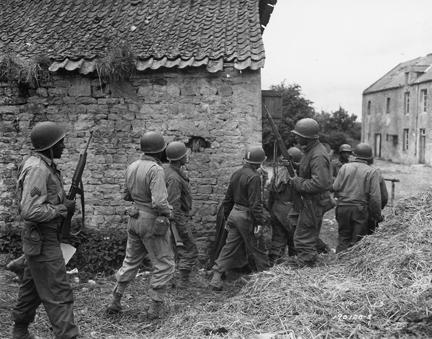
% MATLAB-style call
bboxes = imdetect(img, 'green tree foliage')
[263,82,315,156]
[315,107,361,151]
[263,82,362,156]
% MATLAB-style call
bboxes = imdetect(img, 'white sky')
[261,0,432,119]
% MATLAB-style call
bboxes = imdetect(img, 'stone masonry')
[0,66,262,261]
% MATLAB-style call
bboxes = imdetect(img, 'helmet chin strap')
[49,148,54,162]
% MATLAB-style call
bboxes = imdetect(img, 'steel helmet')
[30,121,66,151]
[140,131,166,153]
[244,145,266,164]
[166,141,188,161]
[353,143,373,160]
[339,144,352,153]
[287,147,303,162]
[292,118,320,139]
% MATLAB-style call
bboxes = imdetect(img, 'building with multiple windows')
[362,54,432,164]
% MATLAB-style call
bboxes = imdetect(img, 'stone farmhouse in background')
[0,0,277,261]
[362,54,432,165]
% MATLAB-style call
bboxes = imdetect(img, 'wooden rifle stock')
[61,131,93,239]
[170,222,184,247]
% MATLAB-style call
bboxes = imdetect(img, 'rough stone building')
[362,54,432,165]
[0,0,277,260]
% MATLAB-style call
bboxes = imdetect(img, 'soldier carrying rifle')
[11,121,79,339]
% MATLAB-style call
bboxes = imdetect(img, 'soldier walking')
[12,121,79,339]
[209,145,269,290]
[107,131,175,320]
[164,141,198,288]
[268,147,303,264]
[289,118,333,267]
[333,143,382,252]
[331,144,352,178]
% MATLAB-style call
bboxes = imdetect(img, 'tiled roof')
[364,54,432,94]
[0,0,275,73]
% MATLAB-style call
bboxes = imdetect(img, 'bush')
[1,226,151,279]
[0,227,22,259]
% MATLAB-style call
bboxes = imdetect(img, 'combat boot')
[209,271,223,291]
[177,269,190,289]
[106,292,123,314]
[147,300,163,320]
[12,323,36,339]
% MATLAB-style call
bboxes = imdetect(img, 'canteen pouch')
[22,222,42,256]
[153,216,170,236]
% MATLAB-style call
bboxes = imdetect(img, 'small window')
[404,92,410,114]
[386,97,390,114]
[405,72,409,85]
[403,129,409,151]
[421,89,427,113]
[367,100,371,115]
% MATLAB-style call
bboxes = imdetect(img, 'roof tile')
[1,0,275,72]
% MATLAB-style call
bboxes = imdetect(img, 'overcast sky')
[261,0,432,119]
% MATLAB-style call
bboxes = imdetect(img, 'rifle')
[263,105,303,210]
[61,130,93,240]
[170,223,184,247]
[263,105,297,177]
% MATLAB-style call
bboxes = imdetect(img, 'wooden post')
[384,178,400,207]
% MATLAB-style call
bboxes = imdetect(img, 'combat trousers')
[336,205,369,253]
[213,205,269,273]
[270,201,297,258]
[115,209,175,302]
[12,229,79,339]
[175,214,198,272]
[294,199,324,265]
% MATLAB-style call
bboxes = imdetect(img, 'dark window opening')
[186,136,211,152]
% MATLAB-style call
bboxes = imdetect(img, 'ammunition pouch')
[22,222,42,256]
[153,216,170,236]
[318,192,335,213]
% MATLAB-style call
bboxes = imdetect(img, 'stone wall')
[0,66,262,262]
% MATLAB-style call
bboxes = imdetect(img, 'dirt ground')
[1,160,431,338]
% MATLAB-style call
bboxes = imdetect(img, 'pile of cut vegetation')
[157,191,432,338]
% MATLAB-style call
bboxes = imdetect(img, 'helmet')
[30,121,66,151]
[353,143,373,160]
[292,118,320,139]
[244,145,266,164]
[166,141,187,161]
[339,144,352,153]
[287,147,303,162]
[140,131,166,153]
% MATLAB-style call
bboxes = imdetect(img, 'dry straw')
[155,191,432,338]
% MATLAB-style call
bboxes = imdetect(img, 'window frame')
[402,128,409,151]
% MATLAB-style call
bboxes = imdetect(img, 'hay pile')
[156,192,432,338]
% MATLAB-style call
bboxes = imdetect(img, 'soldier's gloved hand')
[64,199,76,214]
[254,225,263,239]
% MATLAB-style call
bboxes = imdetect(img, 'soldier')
[268,147,303,264]
[331,144,352,178]
[164,141,198,288]
[107,131,175,320]
[209,145,269,290]
[289,118,333,267]
[333,143,382,252]
[12,121,79,339]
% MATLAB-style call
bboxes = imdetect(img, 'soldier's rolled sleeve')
[248,175,264,225]
[150,166,172,217]
[293,155,330,194]
[166,177,182,220]
[20,167,67,222]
